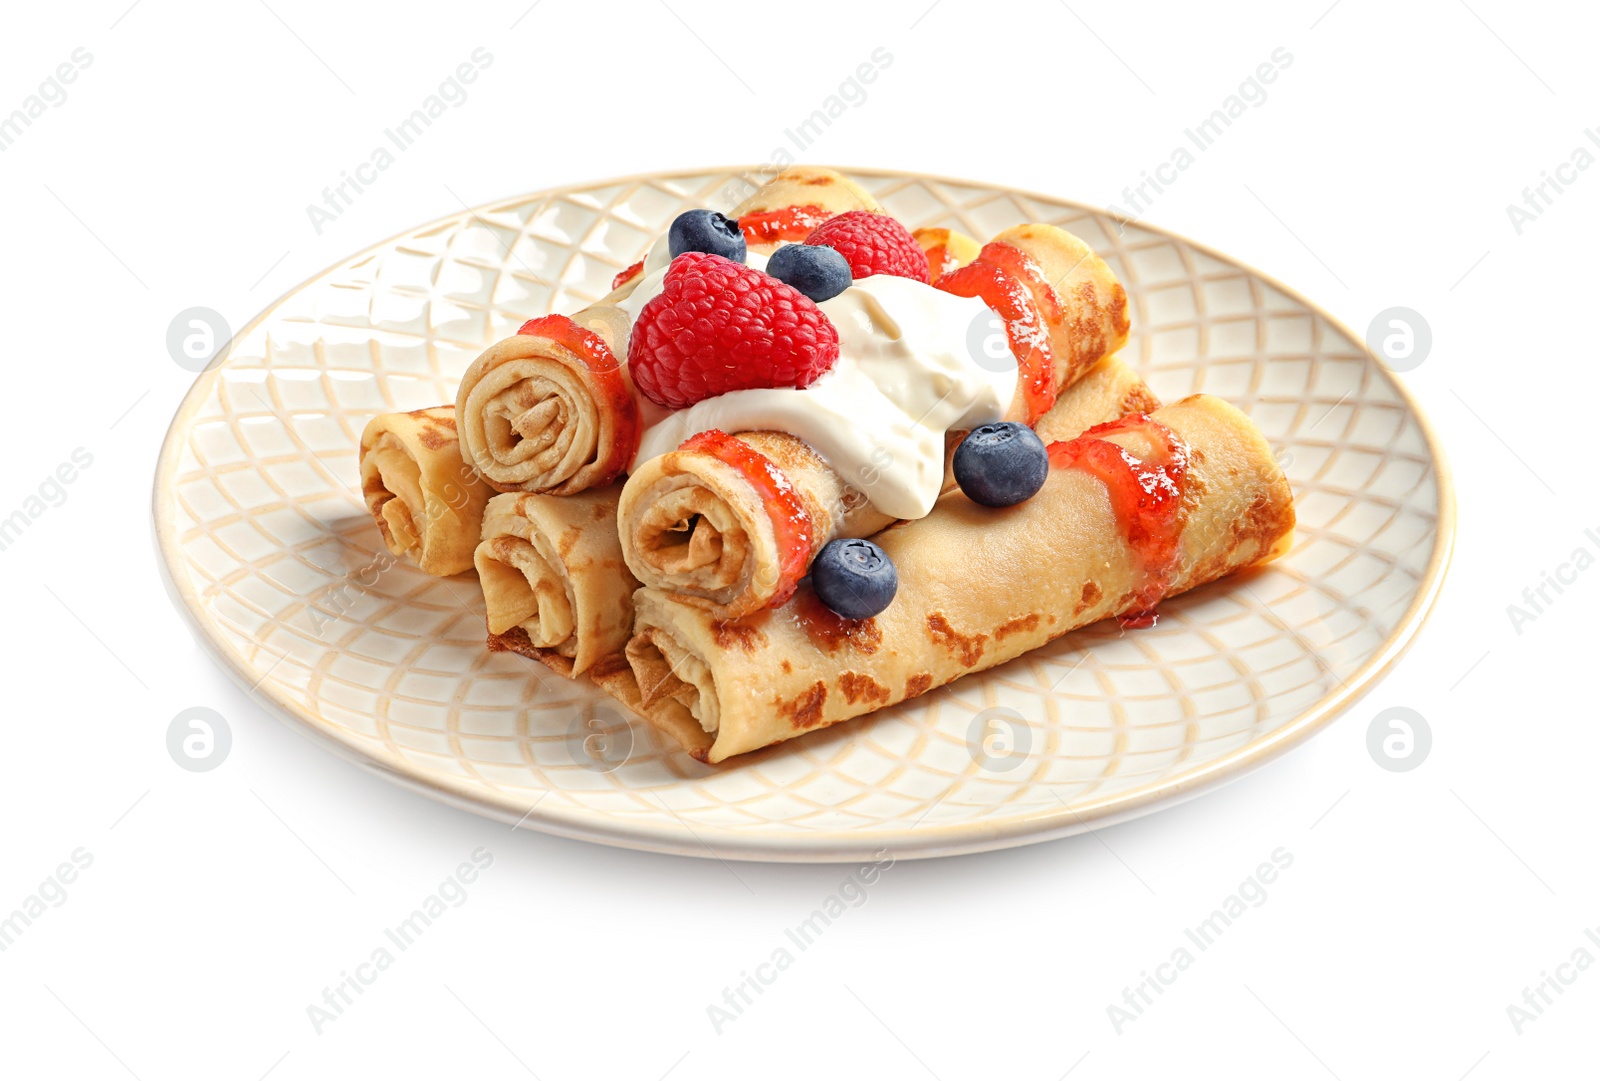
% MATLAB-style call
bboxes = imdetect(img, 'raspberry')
[803,210,930,284]
[628,252,840,409]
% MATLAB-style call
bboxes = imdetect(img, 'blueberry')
[766,242,852,303]
[952,422,1050,507]
[668,209,746,262]
[811,538,898,620]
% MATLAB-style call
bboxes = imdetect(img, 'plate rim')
[151,164,1457,862]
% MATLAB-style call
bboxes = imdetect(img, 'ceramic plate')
[153,167,1453,861]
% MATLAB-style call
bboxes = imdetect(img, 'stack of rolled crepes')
[354,166,1295,765]
[474,351,1164,741]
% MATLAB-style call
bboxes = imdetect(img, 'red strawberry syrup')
[516,314,640,483]
[676,429,814,608]
[937,242,1065,424]
[1048,414,1191,628]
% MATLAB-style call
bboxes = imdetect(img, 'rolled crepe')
[618,430,888,620]
[359,406,492,576]
[475,485,636,677]
[473,486,708,755]
[939,224,1131,424]
[625,394,1295,762]
[474,492,716,754]
[471,488,734,760]
[731,166,881,251]
[455,312,639,496]
[617,352,1155,620]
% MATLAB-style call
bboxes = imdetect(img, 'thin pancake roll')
[617,430,888,620]
[476,486,637,677]
[475,489,706,751]
[625,395,1295,763]
[616,351,1149,621]
[937,223,1130,424]
[474,490,723,752]
[359,406,492,576]
[455,313,640,496]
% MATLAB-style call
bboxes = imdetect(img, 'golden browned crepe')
[982,223,1131,417]
[454,309,640,497]
[617,430,892,620]
[587,654,710,758]
[476,485,636,678]
[616,349,1153,620]
[359,406,492,576]
[624,395,1295,762]
[474,495,722,752]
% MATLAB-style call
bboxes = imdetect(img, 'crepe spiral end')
[615,430,877,620]
[473,487,637,678]
[357,406,492,577]
[455,313,639,495]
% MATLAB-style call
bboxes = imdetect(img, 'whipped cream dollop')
[617,251,1015,521]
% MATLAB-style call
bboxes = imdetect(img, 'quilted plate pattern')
[153,168,1452,861]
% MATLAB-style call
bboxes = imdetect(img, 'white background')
[2,0,1595,1077]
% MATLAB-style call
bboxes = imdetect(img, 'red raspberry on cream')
[803,210,931,284]
[627,252,841,410]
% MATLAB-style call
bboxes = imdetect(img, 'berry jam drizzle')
[792,585,882,653]
[516,314,640,483]
[611,258,645,291]
[738,204,830,246]
[915,229,959,281]
[937,242,1065,424]
[1048,414,1191,627]
[676,429,814,608]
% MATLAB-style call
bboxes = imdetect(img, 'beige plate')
[153,167,1453,862]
